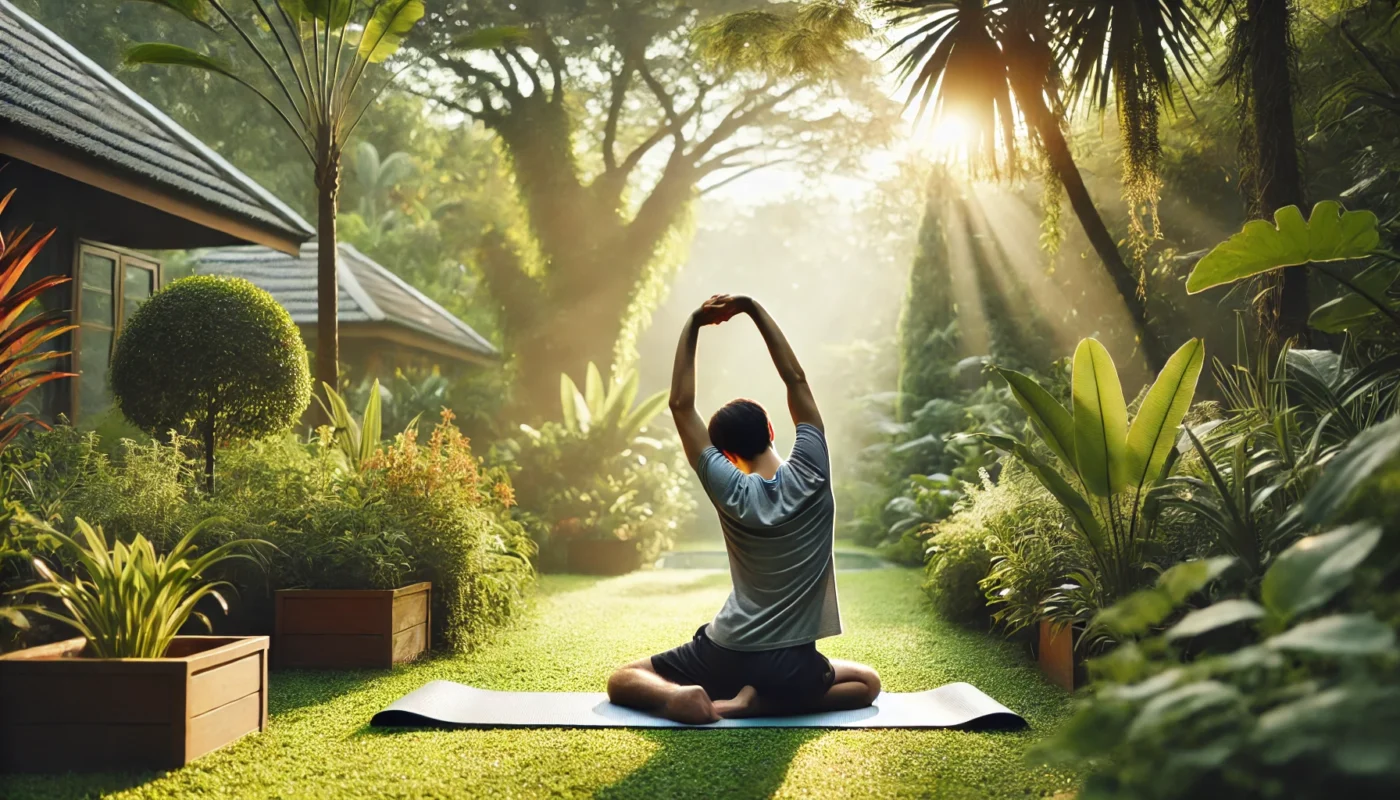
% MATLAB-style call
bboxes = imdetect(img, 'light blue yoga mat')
[370,681,1026,729]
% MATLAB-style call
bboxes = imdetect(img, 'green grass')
[2,569,1076,799]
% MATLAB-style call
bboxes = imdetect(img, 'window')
[73,243,159,421]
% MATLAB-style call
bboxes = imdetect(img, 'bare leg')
[606,659,719,725]
[718,659,882,718]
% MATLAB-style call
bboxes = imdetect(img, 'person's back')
[605,294,879,724]
[698,420,841,651]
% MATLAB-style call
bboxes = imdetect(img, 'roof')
[0,0,314,246]
[194,242,499,364]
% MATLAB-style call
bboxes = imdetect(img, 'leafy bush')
[1037,417,1400,798]
[3,416,535,654]
[922,518,991,626]
[502,363,692,571]
[110,275,311,491]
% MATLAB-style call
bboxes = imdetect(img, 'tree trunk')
[314,144,341,417]
[1010,72,1169,371]
[1245,0,1309,344]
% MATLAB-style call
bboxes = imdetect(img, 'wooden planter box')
[0,635,268,772]
[274,582,430,669]
[1038,619,1075,691]
[567,539,644,575]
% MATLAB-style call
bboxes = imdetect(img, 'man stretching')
[606,294,881,724]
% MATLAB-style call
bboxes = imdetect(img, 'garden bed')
[0,635,268,772]
[274,582,430,669]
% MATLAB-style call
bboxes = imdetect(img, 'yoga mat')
[370,681,1026,730]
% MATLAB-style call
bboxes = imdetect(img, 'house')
[0,0,314,422]
[194,242,498,379]
[0,1,496,424]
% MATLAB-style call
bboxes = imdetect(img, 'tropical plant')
[0,190,76,452]
[986,337,1205,619]
[110,276,312,493]
[13,517,262,659]
[315,379,415,473]
[1037,417,1400,799]
[1186,201,1397,334]
[876,0,1168,368]
[542,362,669,456]
[126,0,502,397]
[1053,0,1208,251]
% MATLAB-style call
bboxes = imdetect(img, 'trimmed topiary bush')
[110,276,311,492]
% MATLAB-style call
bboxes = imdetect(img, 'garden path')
[3,568,1075,799]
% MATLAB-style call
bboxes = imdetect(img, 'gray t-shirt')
[695,423,842,651]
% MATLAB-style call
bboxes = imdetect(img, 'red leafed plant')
[0,189,75,451]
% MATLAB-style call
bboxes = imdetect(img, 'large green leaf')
[1186,201,1380,294]
[584,362,605,418]
[559,373,583,434]
[1260,522,1383,622]
[994,367,1075,467]
[1125,338,1204,492]
[1165,599,1265,641]
[128,0,211,26]
[359,378,382,466]
[1157,556,1236,604]
[1299,415,1400,527]
[622,390,670,442]
[1072,338,1129,497]
[358,0,425,63]
[1309,262,1400,333]
[1266,613,1397,656]
[125,43,238,78]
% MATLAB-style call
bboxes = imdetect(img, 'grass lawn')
[2,568,1076,799]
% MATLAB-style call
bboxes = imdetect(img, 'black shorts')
[651,625,836,709]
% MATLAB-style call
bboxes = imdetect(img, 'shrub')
[110,276,311,492]
[921,518,991,625]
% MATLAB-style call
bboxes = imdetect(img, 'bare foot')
[714,685,759,719]
[662,685,719,725]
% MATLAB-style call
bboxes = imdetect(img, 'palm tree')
[1216,0,1309,343]
[880,0,1170,369]
[344,141,415,239]
[1054,0,1207,252]
[125,1,446,400]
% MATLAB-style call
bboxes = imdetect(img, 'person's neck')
[746,448,783,480]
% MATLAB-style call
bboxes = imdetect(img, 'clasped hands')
[695,294,753,327]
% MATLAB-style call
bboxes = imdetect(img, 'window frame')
[70,241,161,421]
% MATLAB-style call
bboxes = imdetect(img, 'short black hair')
[708,399,772,459]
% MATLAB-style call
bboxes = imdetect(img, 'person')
[605,294,881,724]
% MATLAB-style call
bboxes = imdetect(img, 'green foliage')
[501,364,691,570]
[14,517,261,659]
[3,419,534,653]
[110,276,311,489]
[922,506,993,626]
[1037,416,1400,799]
[990,338,1205,615]
[316,380,399,473]
[0,191,77,452]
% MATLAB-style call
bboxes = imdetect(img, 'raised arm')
[670,299,730,466]
[733,296,823,430]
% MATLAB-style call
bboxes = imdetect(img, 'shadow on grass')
[0,770,160,800]
[595,728,821,800]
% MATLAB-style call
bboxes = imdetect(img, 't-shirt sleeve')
[788,423,831,479]
[695,446,746,511]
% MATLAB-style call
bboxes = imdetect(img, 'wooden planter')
[1038,619,1075,691]
[567,539,644,575]
[274,582,430,669]
[0,635,268,773]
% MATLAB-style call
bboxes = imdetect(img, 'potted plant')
[0,518,267,772]
[269,383,431,669]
